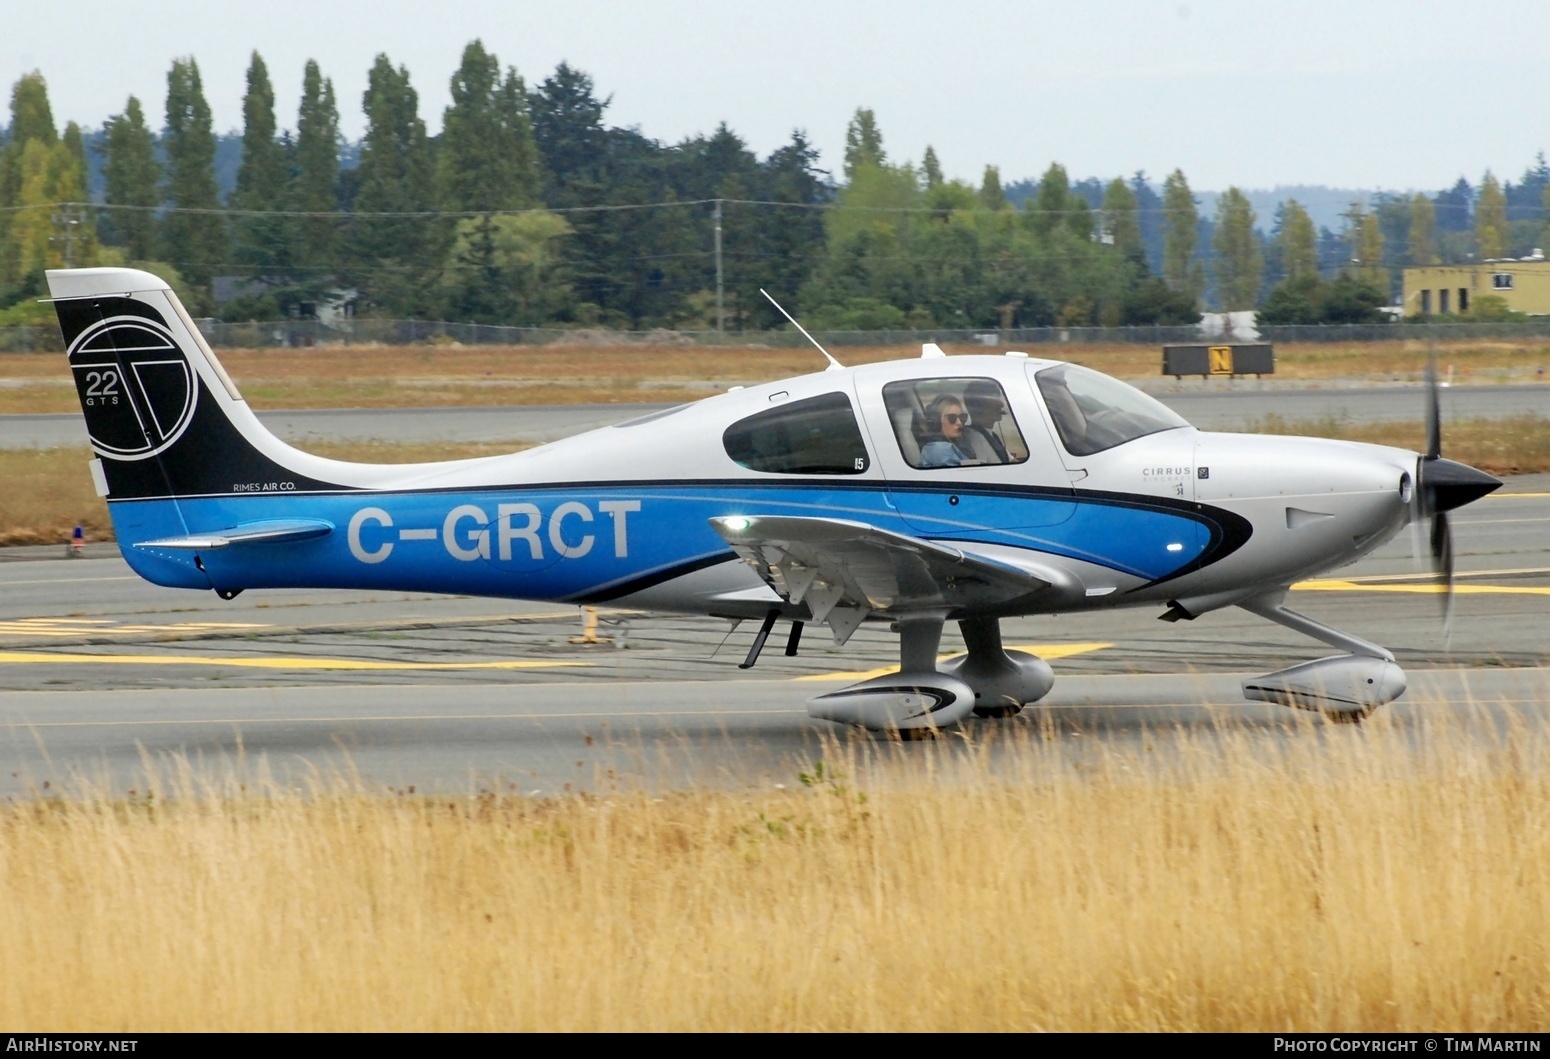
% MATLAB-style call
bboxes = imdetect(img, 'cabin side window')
[722,392,870,474]
[881,377,1030,470]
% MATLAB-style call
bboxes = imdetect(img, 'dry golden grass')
[3,337,1548,413]
[0,441,533,545]
[1243,414,1550,476]
[2,714,1548,1031]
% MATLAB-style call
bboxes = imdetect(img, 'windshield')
[1035,364,1189,456]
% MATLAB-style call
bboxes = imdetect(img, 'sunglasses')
[942,413,968,425]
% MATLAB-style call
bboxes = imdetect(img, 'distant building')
[1402,253,1550,316]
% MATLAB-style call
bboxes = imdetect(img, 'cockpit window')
[881,377,1030,469]
[1034,364,1189,456]
[722,392,869,474]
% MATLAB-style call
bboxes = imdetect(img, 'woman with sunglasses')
[918,394,976,468]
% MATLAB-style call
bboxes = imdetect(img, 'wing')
[709,515,1072,644]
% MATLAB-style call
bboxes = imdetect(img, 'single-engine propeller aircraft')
[46,267,1501,730]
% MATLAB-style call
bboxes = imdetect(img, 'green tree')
[442,212,572,324]
[1211,187,1261,310]
[231,53,289,278]
[1348,206,1385,289]
[1161,168,1203,302]
[438,40,541,213]
[978,165,1005,210]
[1475,172,1508,260]
[922,146,943,189]
[0,72,59,286]
[352,54,435,315]
[159,57,226,299]
[101,96,160,260]
[1407,194,1438,266]
[292,59,341,273]
[1101,177,1142,264]
[0,72,56,203]
[842,108,885,182]
[61,122,87,185]
[1278,199,1317,282]
[439,41,544,320]
[4,139,93,283]
[1029,162,1071,237]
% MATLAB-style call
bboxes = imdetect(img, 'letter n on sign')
[1208,346,1233,375]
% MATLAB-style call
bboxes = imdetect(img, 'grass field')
[1,714,1546,1031]
[2,336,1548,414]
[2,416,1543,546]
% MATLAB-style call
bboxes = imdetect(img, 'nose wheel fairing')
[1236,590,1407,718]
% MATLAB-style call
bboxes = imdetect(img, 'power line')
[2,197,1275,219]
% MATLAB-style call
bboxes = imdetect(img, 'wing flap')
[709,515,1056,638]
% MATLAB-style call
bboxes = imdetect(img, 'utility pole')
[713,198,725,332]
[50,205,85,269]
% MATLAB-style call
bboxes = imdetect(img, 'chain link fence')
[7,318,1550,353]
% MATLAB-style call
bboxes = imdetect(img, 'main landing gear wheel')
[804,616,1055,733]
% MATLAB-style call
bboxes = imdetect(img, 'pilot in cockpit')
[961,380,1011,464]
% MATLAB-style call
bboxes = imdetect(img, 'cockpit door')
[854,363,1074,536]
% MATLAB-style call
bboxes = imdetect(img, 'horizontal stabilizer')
[136,518,334,551]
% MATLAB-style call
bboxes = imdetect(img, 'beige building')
[1402,256,1550,317]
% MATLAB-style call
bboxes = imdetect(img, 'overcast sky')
[6,0,1547,192]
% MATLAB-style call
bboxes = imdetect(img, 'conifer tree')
[438,40,541,212]
[1347,205,1385,289]
[1475,172,1508,260]
[234,53,285,210]
[842,108,884,182]
[102,96,160,260]
[61,122,87,187]
[1407,194,1438,266]
[1101,177,1142,263]
[354,54,434,313]
[0,72,57,273]
[293,59,341,273]
[232,53,289,278]
[922,146,943,189]
[978,165,1005,210]
[1030,162,1071,236]
[159,57,225,297]
[1277,199,1318,282]
[1211,187,1261,310]
[1161,168,1204,302]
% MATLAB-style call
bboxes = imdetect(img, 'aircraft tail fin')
[45,267,344,502]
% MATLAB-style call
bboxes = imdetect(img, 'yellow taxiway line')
[0,652,589,671]
[1293,580,1550,596]
[796,642,1113,682]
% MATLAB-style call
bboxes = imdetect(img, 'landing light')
[1166,542,1184,552]
[723,516,752,532]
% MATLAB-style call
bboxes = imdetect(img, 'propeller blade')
[1431,509,1454,635]
[1424,347,1442,460]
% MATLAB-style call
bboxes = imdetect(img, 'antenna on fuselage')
[760,288,844,372]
